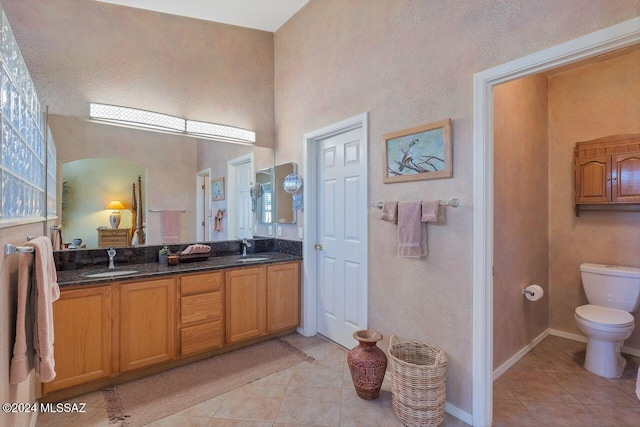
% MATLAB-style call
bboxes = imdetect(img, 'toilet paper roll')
[524,284,544,302]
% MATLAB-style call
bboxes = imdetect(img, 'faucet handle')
[107,248,116,257]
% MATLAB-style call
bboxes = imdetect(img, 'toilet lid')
[575,305,634,327]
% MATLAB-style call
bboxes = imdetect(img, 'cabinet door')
[120,278,175,372]
[267,262,300,332]
[44,286,112,393]
[225,267,266,344]
[575,155,610,203]
[612,153,640,203]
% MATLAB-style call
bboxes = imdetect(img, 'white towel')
[10,236,60,383]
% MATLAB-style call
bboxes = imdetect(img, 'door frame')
[472,17,640,426]
[300,112,369,339]
[227,153,254,240]
[196,168,212,242]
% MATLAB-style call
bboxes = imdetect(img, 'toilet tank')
[580,263,640,312]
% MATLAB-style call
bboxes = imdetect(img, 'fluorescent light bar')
[186,119,256,143]
[90,103,184,132]
[89,103,255,143]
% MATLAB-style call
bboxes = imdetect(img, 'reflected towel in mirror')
[160,210,181,243]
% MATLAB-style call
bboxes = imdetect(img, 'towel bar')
[373,198,459,209]
[5,244,35,256]
[148,209,187,212]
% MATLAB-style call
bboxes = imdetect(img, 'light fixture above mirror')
[89,102,256,144]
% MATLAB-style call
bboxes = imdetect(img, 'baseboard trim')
[493,329,550,381]
[383,372,473,425]
[549,328,640,357]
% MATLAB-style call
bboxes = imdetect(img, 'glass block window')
[0,8,55,226]
[186,119,256,143]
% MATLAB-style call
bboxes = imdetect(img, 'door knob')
[315,244,323,250]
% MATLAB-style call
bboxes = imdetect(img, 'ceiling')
[95,0,310,32]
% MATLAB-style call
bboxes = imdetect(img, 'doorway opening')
[472,17,640,426]
[196,168,212,242]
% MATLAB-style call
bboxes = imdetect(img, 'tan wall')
[2,0,275,148]
[493,75,549,369]
[274,0,640,412]
[548,49,640,348]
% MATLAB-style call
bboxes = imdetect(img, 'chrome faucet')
[236,237,252,257]
[107,248,116,269]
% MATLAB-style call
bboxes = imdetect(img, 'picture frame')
[382,118,452,183]
[212,177,225,201]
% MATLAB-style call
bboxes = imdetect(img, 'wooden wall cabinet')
[574,134,640,215]
[179,272,224,356]
[120,278,176,372]
[225,266,267,344]
[44,286,113,393]
[267,262,300,333]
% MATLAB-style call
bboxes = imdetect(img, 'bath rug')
[103,336,313,426]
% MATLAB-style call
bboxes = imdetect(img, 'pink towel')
[214,209,224,232]
[397,201,427,258]
[10,236,60,384]
[161,210,181,243]
[380,202,398,223]
[421,200,440,223]
[182,244,211,255]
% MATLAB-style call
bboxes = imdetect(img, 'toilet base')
[583,338,626,378]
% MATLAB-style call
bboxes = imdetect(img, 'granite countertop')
[56,252,302,288]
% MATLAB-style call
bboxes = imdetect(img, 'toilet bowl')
[575,263,640,379]
[574,304,635,378]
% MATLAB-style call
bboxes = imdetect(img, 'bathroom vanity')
[42,253,300,401]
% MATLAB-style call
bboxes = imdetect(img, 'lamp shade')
[105,200,126,211]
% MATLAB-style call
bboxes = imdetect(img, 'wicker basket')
[178,252,210,263]
[388,335,447,426]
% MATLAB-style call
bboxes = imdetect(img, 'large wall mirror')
[52,116,274,250]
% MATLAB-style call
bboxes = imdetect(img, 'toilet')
[574,263,640,378]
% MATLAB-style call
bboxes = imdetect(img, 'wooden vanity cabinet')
[120,278,176,372]
[44,286,113,393]
[574,134,640,214]
[267,262,300,333]
[179,272,224,356]
[225,266,267,344]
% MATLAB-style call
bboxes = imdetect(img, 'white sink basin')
[83,270,139,278]
[236,257,270,263]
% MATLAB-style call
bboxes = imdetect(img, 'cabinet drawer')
[181,321,222,356]
[100,236,128,244]
[181,292,221,326]
[181,272,223,295]
[101,230,128,237]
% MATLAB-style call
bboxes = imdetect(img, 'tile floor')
[36,334,468,427]
[35,334,640,427]
[493,335,640,426]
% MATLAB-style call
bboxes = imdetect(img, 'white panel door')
[235,161,252,239]
[317,126,366,348]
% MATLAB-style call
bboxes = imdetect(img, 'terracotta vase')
[347,329,388,400]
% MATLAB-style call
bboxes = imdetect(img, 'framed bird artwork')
[382,118,452,183]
